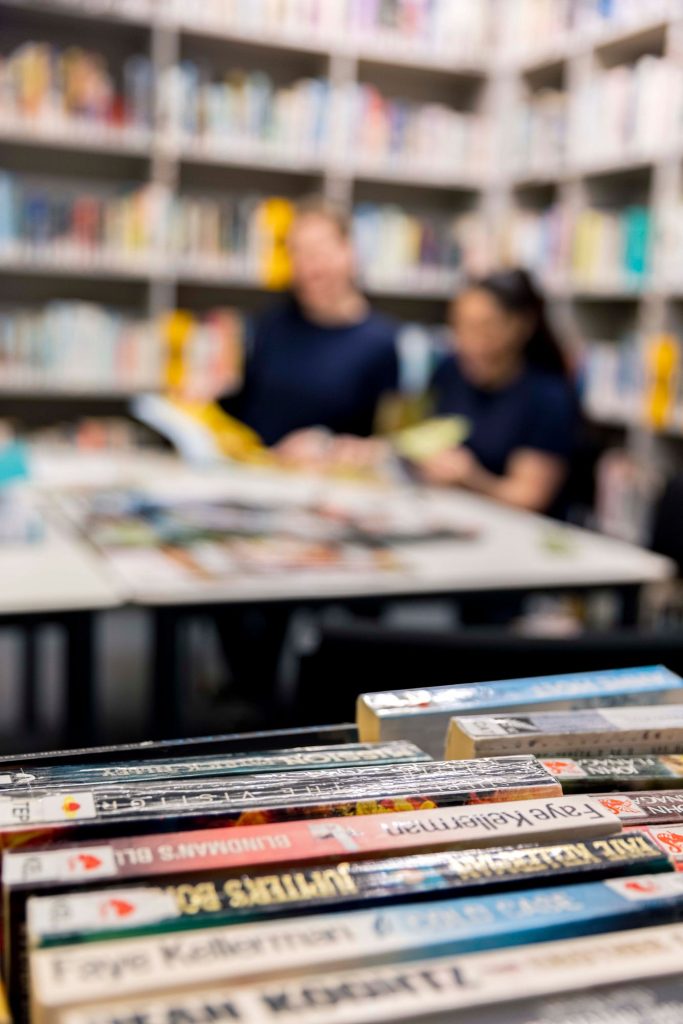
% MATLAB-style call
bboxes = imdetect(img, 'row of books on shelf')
[0,177,471,285]
[0,43,153,133]
[511,54,683,177]
[162,67,486,177]
[171,0,492,59]
[0,304,242,396]
[503,204,652,290]
[503,0,676,59]
[5,665,683,1021]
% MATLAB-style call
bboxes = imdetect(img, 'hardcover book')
[29,872,683,1021]
[447,706,683,759]
[357,666,683,758]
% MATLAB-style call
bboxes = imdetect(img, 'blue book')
[358,666,683,757]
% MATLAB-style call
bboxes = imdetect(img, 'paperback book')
[3,795,619,1003]
[0,741,430,790]
[446,705,683,759]
[29,872,683,1020]
[357,666,683,757]
[592,791,683,825]
[540,754,683,792]
[47,922,683,1024]
[26,832,667,949]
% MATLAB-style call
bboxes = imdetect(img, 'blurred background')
[2,0,683,751]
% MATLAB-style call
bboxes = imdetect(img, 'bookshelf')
[499,0,683,472]
[0,0,491,388]
[2,0,683,472]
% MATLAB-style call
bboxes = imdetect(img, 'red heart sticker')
[102,899,135,919]
[70,853,102,872]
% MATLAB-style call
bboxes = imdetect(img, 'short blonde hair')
[292,195,350,238]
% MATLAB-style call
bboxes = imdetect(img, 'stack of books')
[501,205,569,284]
[0,303,244,397]
[161,65,331,159]
[5,665,683,1021]
[167,0,492,63]
[569,55,683,167]
[570,206,651,290]
[512,88,568,177]
[0,41,153,139]
[0,174,166,268]
[352,204,468,292]
[340,83,485,178]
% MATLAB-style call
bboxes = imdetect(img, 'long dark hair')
[464,268,568,378]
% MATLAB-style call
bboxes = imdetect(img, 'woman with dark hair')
[419,268,577,516]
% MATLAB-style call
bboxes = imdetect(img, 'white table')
[29,450,675,737]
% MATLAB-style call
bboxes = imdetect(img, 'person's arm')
[419,446,567,511]
[420,378,577,512]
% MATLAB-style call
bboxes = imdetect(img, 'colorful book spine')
[631,826,683,868]
[30,871,683,1020]
[446,705,683,760]
[0,740,430,790]
[541,754,683,791]
[38,922,683,1024]
[0,723,359,768]
[0,757,562,847]
[3,796,619,1003]
[0,302,244,398]
[357,665,683,758]
[0,42,153,132]
[593,791,683,825]
[352,204,465,286]
[25,832,669,949]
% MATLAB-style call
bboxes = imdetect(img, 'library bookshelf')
[2,0,683,470]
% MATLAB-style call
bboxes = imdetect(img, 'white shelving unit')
[2,0,683,472]
[499,0,683,458]
[0,0,489,343]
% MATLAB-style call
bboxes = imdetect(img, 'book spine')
[358,666,683,757]
[0,758,562,838]
[593,791,683,824]
[0,741,431,790]
[26,832,670,948]
[4,796,621,892]
[449,706,683,759]
[540,755,683,792]
[29,872,683,1015]
[36,921,683,1024]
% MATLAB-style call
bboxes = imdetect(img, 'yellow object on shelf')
[258,197,295,290]
[645,334,679,431]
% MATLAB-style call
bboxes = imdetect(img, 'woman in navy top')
[421,269,577,516]
[223,198,398,465]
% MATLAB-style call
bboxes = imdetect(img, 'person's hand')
[275,429,332,467]
[328,436,391,472]
[417,446,480,488]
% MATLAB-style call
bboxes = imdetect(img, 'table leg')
[618,585,641,627]
[64,611,95,745]
[150,606,182,739]
[20,625,38,733]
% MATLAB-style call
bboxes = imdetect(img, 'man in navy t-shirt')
[222,199,399,459]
